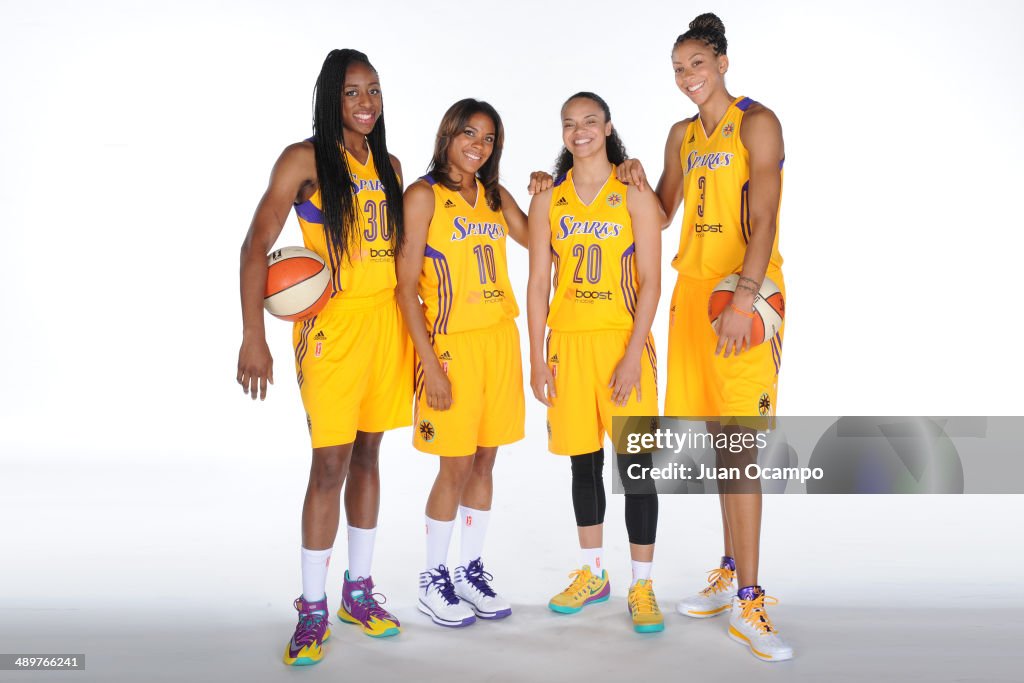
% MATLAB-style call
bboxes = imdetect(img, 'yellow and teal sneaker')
[627,579,664,633]
[548,565,610,614]
[282,595,330,666]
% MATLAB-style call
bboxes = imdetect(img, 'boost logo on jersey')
[694,222,724,236]
[483,289,505,301]
[575,288,613,301]
[369,248,396,260]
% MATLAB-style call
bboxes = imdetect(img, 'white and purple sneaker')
[418,565,476,628]
[455,558,511,620]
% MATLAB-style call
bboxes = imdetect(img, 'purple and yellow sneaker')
[283,595,330,666]
[337,571,401,638]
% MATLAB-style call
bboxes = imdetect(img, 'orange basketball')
[263,247,332,321]
[708,274,785,346]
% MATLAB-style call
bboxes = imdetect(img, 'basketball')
[708,274,785,346]
[263,246,332,321]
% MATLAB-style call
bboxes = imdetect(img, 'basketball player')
[526,92,667,633]
[396,99,527,628]
[616,13,793,661]
[236,49,412,665]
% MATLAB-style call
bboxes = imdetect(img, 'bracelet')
[731,304,755,319]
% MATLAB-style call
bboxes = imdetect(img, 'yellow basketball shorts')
[293,291,413,448]
[665,272,785,422]
[546,329,659,456]
[413,318,525,457]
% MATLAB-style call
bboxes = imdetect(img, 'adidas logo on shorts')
[444,199,456,208]
[314,331,327,340]
[549,353,559,364]
[438,351,453,361]
[555,197,569,207]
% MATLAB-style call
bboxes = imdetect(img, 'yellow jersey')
[294,147,397,308]
[547,168,639,332]
[673,96,784,281]
[417,176,519,336]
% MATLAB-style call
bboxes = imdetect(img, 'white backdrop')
[2,0,1023,629]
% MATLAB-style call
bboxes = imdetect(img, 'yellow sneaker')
[548,565,610,614]
[627,579,664,633]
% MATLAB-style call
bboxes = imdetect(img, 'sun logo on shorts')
[418,419,436,443]
[758,393,772,417]
[722,122,735,138]
[605,192,623,207]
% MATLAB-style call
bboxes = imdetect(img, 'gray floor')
[2,601,1019,682]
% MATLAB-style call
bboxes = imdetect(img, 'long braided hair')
[553,92,628,179]
[311,49,404,260]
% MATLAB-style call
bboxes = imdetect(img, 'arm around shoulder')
[499,185,529,247]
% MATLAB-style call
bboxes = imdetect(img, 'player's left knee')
[471,447,498,475]
[350,432,383,467]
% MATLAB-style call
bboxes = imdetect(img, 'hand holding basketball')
[714,305,753,358]
[237,335,274,400]
[708,274,785,357]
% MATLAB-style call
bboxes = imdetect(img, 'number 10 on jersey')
[473,244,497,284]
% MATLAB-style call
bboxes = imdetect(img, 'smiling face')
[672,40,729,106]
[340,61,382,136]
[446,111,496,180]
[561,97,612,162]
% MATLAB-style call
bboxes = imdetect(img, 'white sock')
[425,516,455,571]
[631,560,653,582]
[347,525,376,580]
[581,547,604,574]
[300,547,332,602]
[458,505,490,568]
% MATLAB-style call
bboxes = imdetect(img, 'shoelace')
[464,560,497,598]
[563,569,593,599]
[348,577,394,621]
[738,592,779,634]
[293,609,328,645]
[629,584,660,616]
[353,589,394,621]
[428,565,460,605]
[700,567,735,596]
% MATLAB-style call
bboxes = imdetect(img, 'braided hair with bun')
[674,13,727,55]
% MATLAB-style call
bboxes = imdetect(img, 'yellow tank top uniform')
[416,175,519,336]
[673,96,784,282]
[547,168,643,333]
[411,175,524,458]
[294,146,398,309]
[289,143,413,448]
